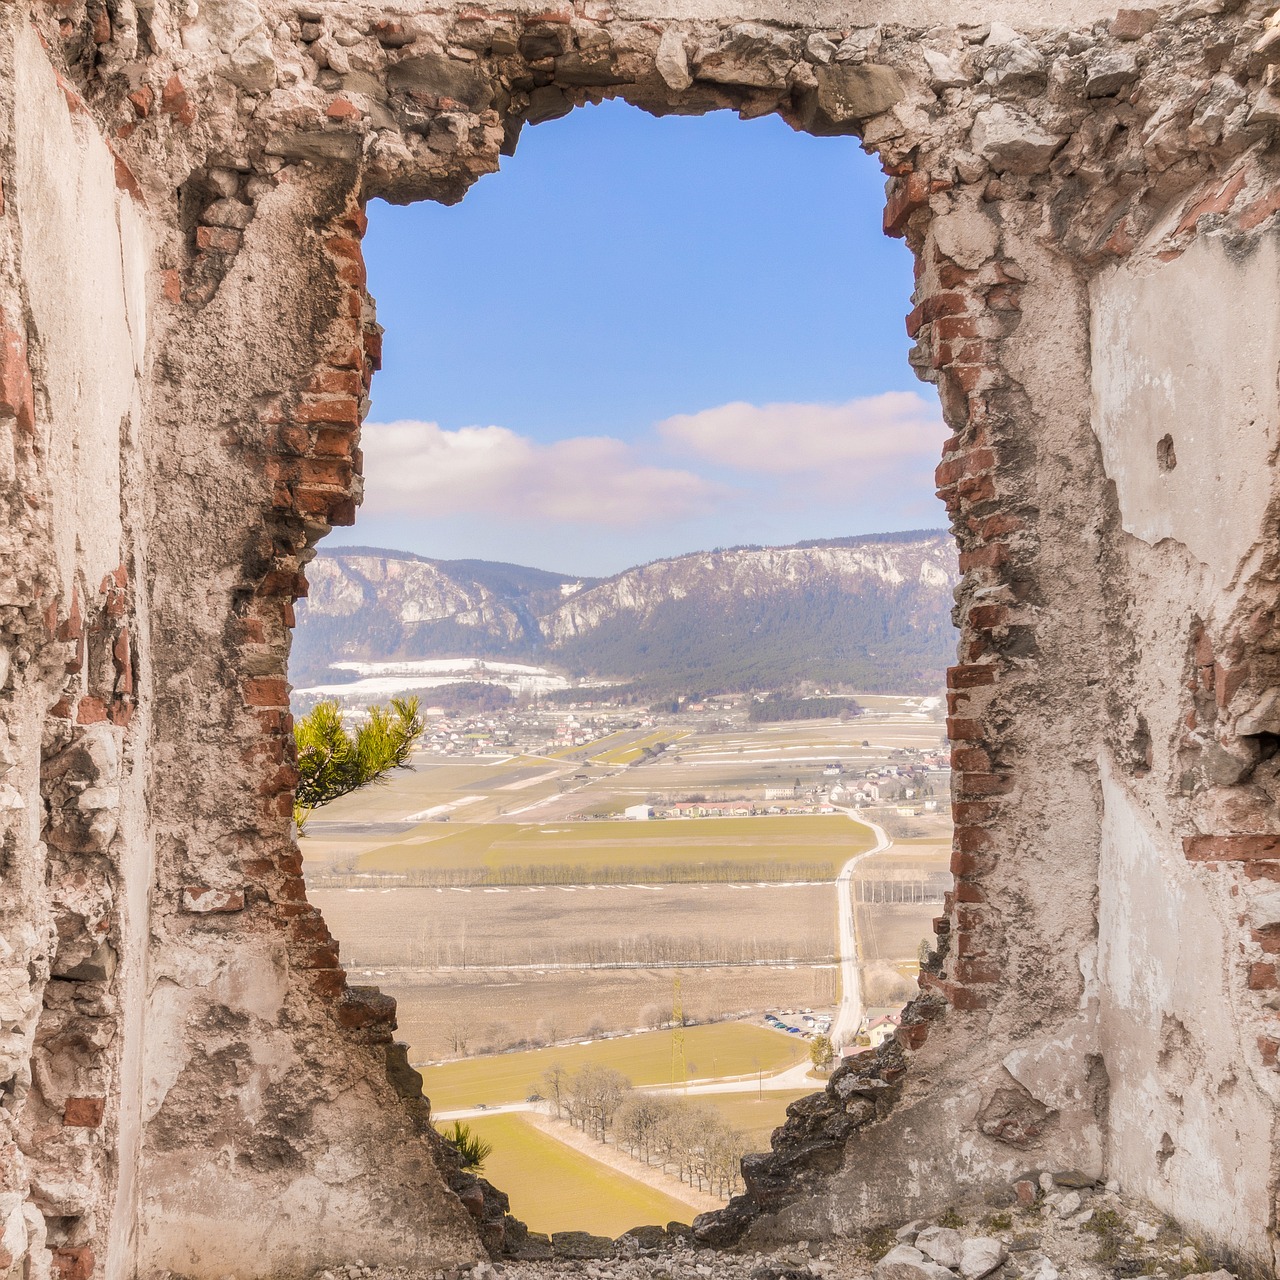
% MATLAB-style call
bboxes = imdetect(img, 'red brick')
[77,696,108,724]
[328,496,358,526]
[1259,1034,1280,1069]
[0,307,35,434]
[1238,186,1280,232]
[109,699,133,729]
[952,930,989,958]
[335,258,366,289]
[1185,835,1280,862]
[326,97,360,120]
[297,456,352,486]
[947,717,984,742]
[329,344,364,371]
[290,914,334,945]
[196,225,241,253]
[313,427,355,458]
[52,1249,94,1280]
[986,285,1021,311]
[181,885,246,913]
[63,1097,105,1127]
[954,881,987,903]
[298,942,341,969]
[919,292,969,324]
[161,74,195,125]
[951,747,991,772]
[325,235,363,261]
[954,824,993,852]
[295,398,359,427]
[956,772,1014,797]
[968,604,1009,630]
[1176,168,1247,236]
[959,543,1009,573]
[954,957,1000,984]
[956,474,997,505]
[950,849,990,877]
[935,447,995,489]
[128,85,153,117]
[947,664,996,689]
[160,269,182,304]
[949,986,990,1012]
[1216,663,1247,709]
[259,569,307,597]
[1254,925,1280,955]
[935,314,981,342]
[1248,962,1279,991]
[937,261,978,288]
[976,512,1023,540]
[308,968,348,998]
[884,171,929,238]
[897,1021,929,1051]
[309,368,363,396]
[244,677,288,708]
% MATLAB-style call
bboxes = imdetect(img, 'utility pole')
[671,973,686,1087]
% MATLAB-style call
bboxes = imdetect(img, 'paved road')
[829,809,892,1051]
[434,1059,820,1122]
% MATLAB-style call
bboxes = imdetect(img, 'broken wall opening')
[292,93,956,1238]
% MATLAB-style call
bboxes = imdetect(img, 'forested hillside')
[293,532,958,694]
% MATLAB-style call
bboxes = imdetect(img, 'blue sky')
[334,99,947,577]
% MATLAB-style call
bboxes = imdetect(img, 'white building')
[624,804,654,821]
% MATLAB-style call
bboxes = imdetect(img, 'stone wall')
[1,0,1278,1276]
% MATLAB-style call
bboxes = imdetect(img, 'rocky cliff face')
[294,532,959,692]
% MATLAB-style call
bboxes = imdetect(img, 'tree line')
[539,1063,749,1198]
[308,858,837,889]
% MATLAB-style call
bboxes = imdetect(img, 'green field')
[358,813,872,880]
[590,730,688,766]
[463,1112,696,1237]
[697,1088,812,1148]
[424,1023,802,1113]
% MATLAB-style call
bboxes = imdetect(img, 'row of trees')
[309,859,838,889]
[539,1064,750,1198]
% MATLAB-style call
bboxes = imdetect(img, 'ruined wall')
[2,0,1279,1277]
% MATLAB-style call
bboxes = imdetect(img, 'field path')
[436,1058,819,1121]
[830,810,892,1050]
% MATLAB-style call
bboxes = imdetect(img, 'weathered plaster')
[3,0,1280,1276]
[1092,232,1280,587]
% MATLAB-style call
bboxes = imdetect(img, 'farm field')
[350,813,874,880]
[312,880,836,969]
[460,1112,697,1237]
[854,902,939,973]
[420,1022,802,1112]
[383,966,839,1061]
[697,1088,811,1149]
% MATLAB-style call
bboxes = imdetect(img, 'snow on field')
[296,657,571,697]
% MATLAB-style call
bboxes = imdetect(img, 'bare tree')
[444,1012,470,1057]
[541,1063,568,1119]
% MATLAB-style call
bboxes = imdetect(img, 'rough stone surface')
[3,1,1280,1278]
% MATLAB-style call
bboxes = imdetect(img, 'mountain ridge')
[293,532,959,695]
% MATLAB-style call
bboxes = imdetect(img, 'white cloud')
[657,392,947,474]
[360,420,719,527]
